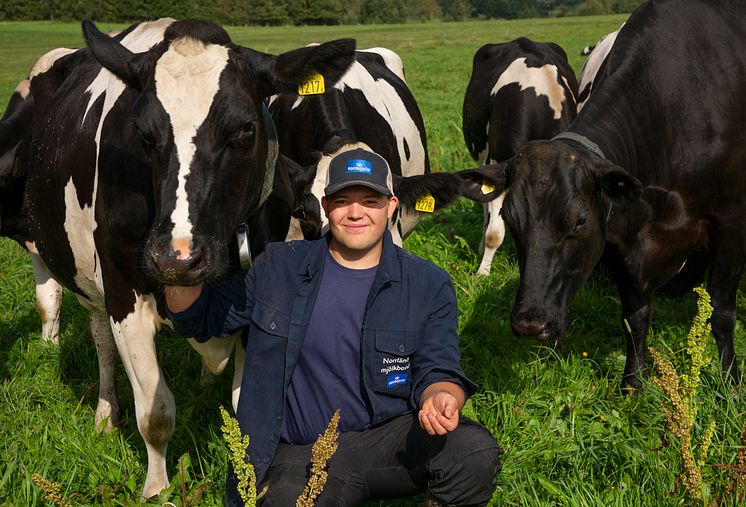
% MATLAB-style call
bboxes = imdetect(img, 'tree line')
[0,0,642,25]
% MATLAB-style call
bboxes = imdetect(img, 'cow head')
[82,19,355,285]
[490,140,642,342]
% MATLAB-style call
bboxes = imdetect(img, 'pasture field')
[1,14,745,506]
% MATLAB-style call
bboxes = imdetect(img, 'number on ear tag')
[298,72,325,96]
[481,181,495,194]
[415,194,435,213]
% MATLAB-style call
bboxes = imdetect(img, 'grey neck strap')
[552,132,606,159]
[235,103,279,270]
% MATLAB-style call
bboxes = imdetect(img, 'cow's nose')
[512,312,552,341]
[149,245,207,284]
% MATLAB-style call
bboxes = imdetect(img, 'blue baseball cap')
[324,148,394,197]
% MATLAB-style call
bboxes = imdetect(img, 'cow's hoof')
[620,379,643,396]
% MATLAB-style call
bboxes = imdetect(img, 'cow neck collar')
[259,102,278,209]
[552,132,606,159]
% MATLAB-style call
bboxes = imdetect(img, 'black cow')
[477,0,745,391]
[269,47,493,244]
[6,18,355,498]
[462,37,578,274]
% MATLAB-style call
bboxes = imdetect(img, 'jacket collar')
[296,229,401,282]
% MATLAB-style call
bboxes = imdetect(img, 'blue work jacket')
[169,230,477,490]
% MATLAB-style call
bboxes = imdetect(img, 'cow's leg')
[476,192,506,276]
[89,309,121,431]
[232,337,246,412]
[617,284,652,393]
[706,236,744,382]
[187,334,237,375]
[29,250,62,344]
[109,294,175,499]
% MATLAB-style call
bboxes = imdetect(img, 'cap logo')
[346,159,373,174]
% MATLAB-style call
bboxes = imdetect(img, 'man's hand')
[418,382,466,436]
[164,284,203,313]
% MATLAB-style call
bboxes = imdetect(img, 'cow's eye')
[574,215,588,233]
[133,122,154,148]
[231,120,256,147]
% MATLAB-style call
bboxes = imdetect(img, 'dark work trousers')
[258,413,503,506]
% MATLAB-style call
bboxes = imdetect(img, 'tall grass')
[1,14,745,506]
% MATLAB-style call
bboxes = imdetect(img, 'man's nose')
[347,202,364,218]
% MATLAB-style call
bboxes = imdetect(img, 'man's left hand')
[418,382,465,436]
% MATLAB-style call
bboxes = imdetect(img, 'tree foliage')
[0,0,646,23]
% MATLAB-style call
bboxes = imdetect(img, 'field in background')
[1,15,745,506]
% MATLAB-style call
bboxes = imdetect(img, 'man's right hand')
[164,284,204,313]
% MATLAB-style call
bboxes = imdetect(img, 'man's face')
[322,185,398,255]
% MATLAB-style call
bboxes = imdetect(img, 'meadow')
[1,14,745,506]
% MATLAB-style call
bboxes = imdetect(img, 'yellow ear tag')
[618,181,625,187]
[481,181,495,194]
[415,194,435,213]
[298,72,325,96]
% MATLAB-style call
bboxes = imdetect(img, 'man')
[166,148,502,506]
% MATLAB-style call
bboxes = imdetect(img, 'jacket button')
[269,322,277,330]
[277,415,283,421]
[398,344,406,353]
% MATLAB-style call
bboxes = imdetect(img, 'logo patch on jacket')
[387,373,408,388]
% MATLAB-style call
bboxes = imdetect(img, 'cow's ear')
[82,20,155,91]
[240,39,356,98]
[595,161,642,202]
[454,162,510,202]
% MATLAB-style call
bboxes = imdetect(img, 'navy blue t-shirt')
[280,251,377,444]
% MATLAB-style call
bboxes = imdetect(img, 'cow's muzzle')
[511,310,561,343]
[146,238,211,286]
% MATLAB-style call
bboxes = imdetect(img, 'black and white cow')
[476,0,745,391]
[462,37,578,274]
[576,26,621,111]
[269,47,432,244]
[7,18,356,498]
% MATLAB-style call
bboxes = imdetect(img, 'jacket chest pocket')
[250,302,290,340]
[372,330,419,398]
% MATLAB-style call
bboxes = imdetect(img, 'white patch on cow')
[577,26,622,111]
[83,19,174,125]
[361,47,405,81]
[290,96,304,110]
[63,178,104,300]
[232,339,245,412]
[477,124,490,165]
[491,58,566,120]
[155,38,229,254]
[477,192,507,275]
[15,79,30,99]
[334,61,426,180]
[29,251,62,344]
[187,334,238,375]
[285,216,304,241]
[109,292,173,498]
[29,47,77,80]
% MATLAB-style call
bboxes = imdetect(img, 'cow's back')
[463,37,577,164]
[270,49,429,179]
[575,0,746,200]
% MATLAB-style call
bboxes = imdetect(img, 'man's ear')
[595,159,642,202]
[387,195,399,219]
[321,195,329,218]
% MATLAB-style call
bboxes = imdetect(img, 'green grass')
[1,14,745,506]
